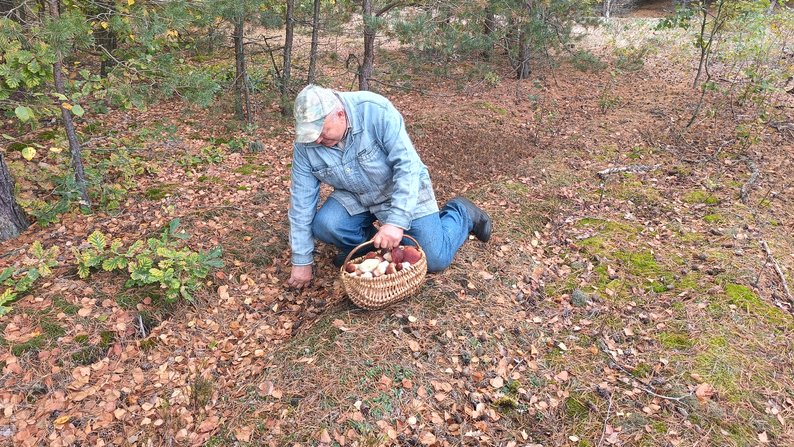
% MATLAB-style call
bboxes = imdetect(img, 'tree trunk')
[482,6,495,61]
[96,0,117,77]
[603,0,612,18]
[0,153,29,241]
[517,32,530,79]
[281,0,295,117]
[233,17,251,123]
[360,0,375,91]
[307,0,320,84]
[516,0,532,80]
[49,0,91,208]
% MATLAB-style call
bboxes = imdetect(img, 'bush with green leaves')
[0,241,60,316]
[16,147,156,225]
[74,219,224,302]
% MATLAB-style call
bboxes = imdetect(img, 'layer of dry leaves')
[2,11,794,447]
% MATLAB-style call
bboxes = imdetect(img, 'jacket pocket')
[357,145,391,186]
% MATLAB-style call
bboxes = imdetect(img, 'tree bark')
[233,17,251,123]
[307,0,320,84]
[516,0,532,80]
[482,5,495,61]
[49,0,91,208]
[0,153,29,241]
[360,0,375,91]
[96,0,117,77]
[281,0,294,116]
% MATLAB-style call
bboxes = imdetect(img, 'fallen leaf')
[53,415,70,426]
[198,416,219,433]
[332,319,351,331]
[554,370,570,382]
[419,431,437,445]
[490,377,504,388]
[695,383,715,403]
[408,340,420,352]
[319,428,332,443]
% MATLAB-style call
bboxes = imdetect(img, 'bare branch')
[596,164,661,179]
[760,239,793,305]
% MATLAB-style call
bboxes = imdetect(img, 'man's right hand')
[288,265,313,289]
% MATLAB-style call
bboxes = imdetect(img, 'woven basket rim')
[338,235,426,275]
[340,237,428,309]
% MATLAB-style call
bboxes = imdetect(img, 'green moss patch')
[724,283,789,324]
[12,336,45,356]
[658,331,694,350]
[233,163,270,175]
[703,214,724,224]
[144,183,178,200]
[684,190,719,205]
[563,394,591,419]
[53,296,79,315]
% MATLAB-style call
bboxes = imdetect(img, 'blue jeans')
[312,197,473,272]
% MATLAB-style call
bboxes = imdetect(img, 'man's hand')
[288,265,313,289]
[372,224,404,250]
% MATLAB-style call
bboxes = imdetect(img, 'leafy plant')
[75,219,224,302]
[177,145,225,170]
[614,45,649,72]
[0,241,60,315]
[571,50,606,73]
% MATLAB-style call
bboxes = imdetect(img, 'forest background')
[1,0,793,446]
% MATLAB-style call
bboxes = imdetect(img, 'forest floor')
[2,15,794,447]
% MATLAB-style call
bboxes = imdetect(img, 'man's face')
[315,109,347,147]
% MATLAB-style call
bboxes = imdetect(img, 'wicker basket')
[340,235,427,310]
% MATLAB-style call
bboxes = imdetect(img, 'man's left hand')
[373,224,404,250]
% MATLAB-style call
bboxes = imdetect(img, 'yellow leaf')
[129,34,135,40]
[21,147,36,161]
[128,0,135,5]
[100,21,108,29]
[54,415,70,426]
[49,147,63,153]
[61,102,72,110]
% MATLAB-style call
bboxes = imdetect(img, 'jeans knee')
[311,213,335,244]
[424,252,451,273]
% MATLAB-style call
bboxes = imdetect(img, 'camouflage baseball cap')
[294,84,339,143]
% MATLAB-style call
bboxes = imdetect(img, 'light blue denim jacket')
[289,91,438,265]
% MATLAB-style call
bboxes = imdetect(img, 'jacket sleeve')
[377,102,423,230]
[288,143,320,265]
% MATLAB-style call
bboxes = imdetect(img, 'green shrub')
[0,241,60,315]
[74,219,224,302]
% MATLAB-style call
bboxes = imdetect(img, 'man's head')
[294,84,347,147]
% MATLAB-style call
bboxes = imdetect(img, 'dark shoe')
[451,196,492,242]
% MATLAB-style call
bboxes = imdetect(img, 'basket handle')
[341,235,423,268]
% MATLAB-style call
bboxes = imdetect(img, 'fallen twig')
[137,314,147,339]
[740,157,760,204]
[599,339,691,402]
[760,238,793,305]
[596,391,614,447]
[596,164,661,180]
